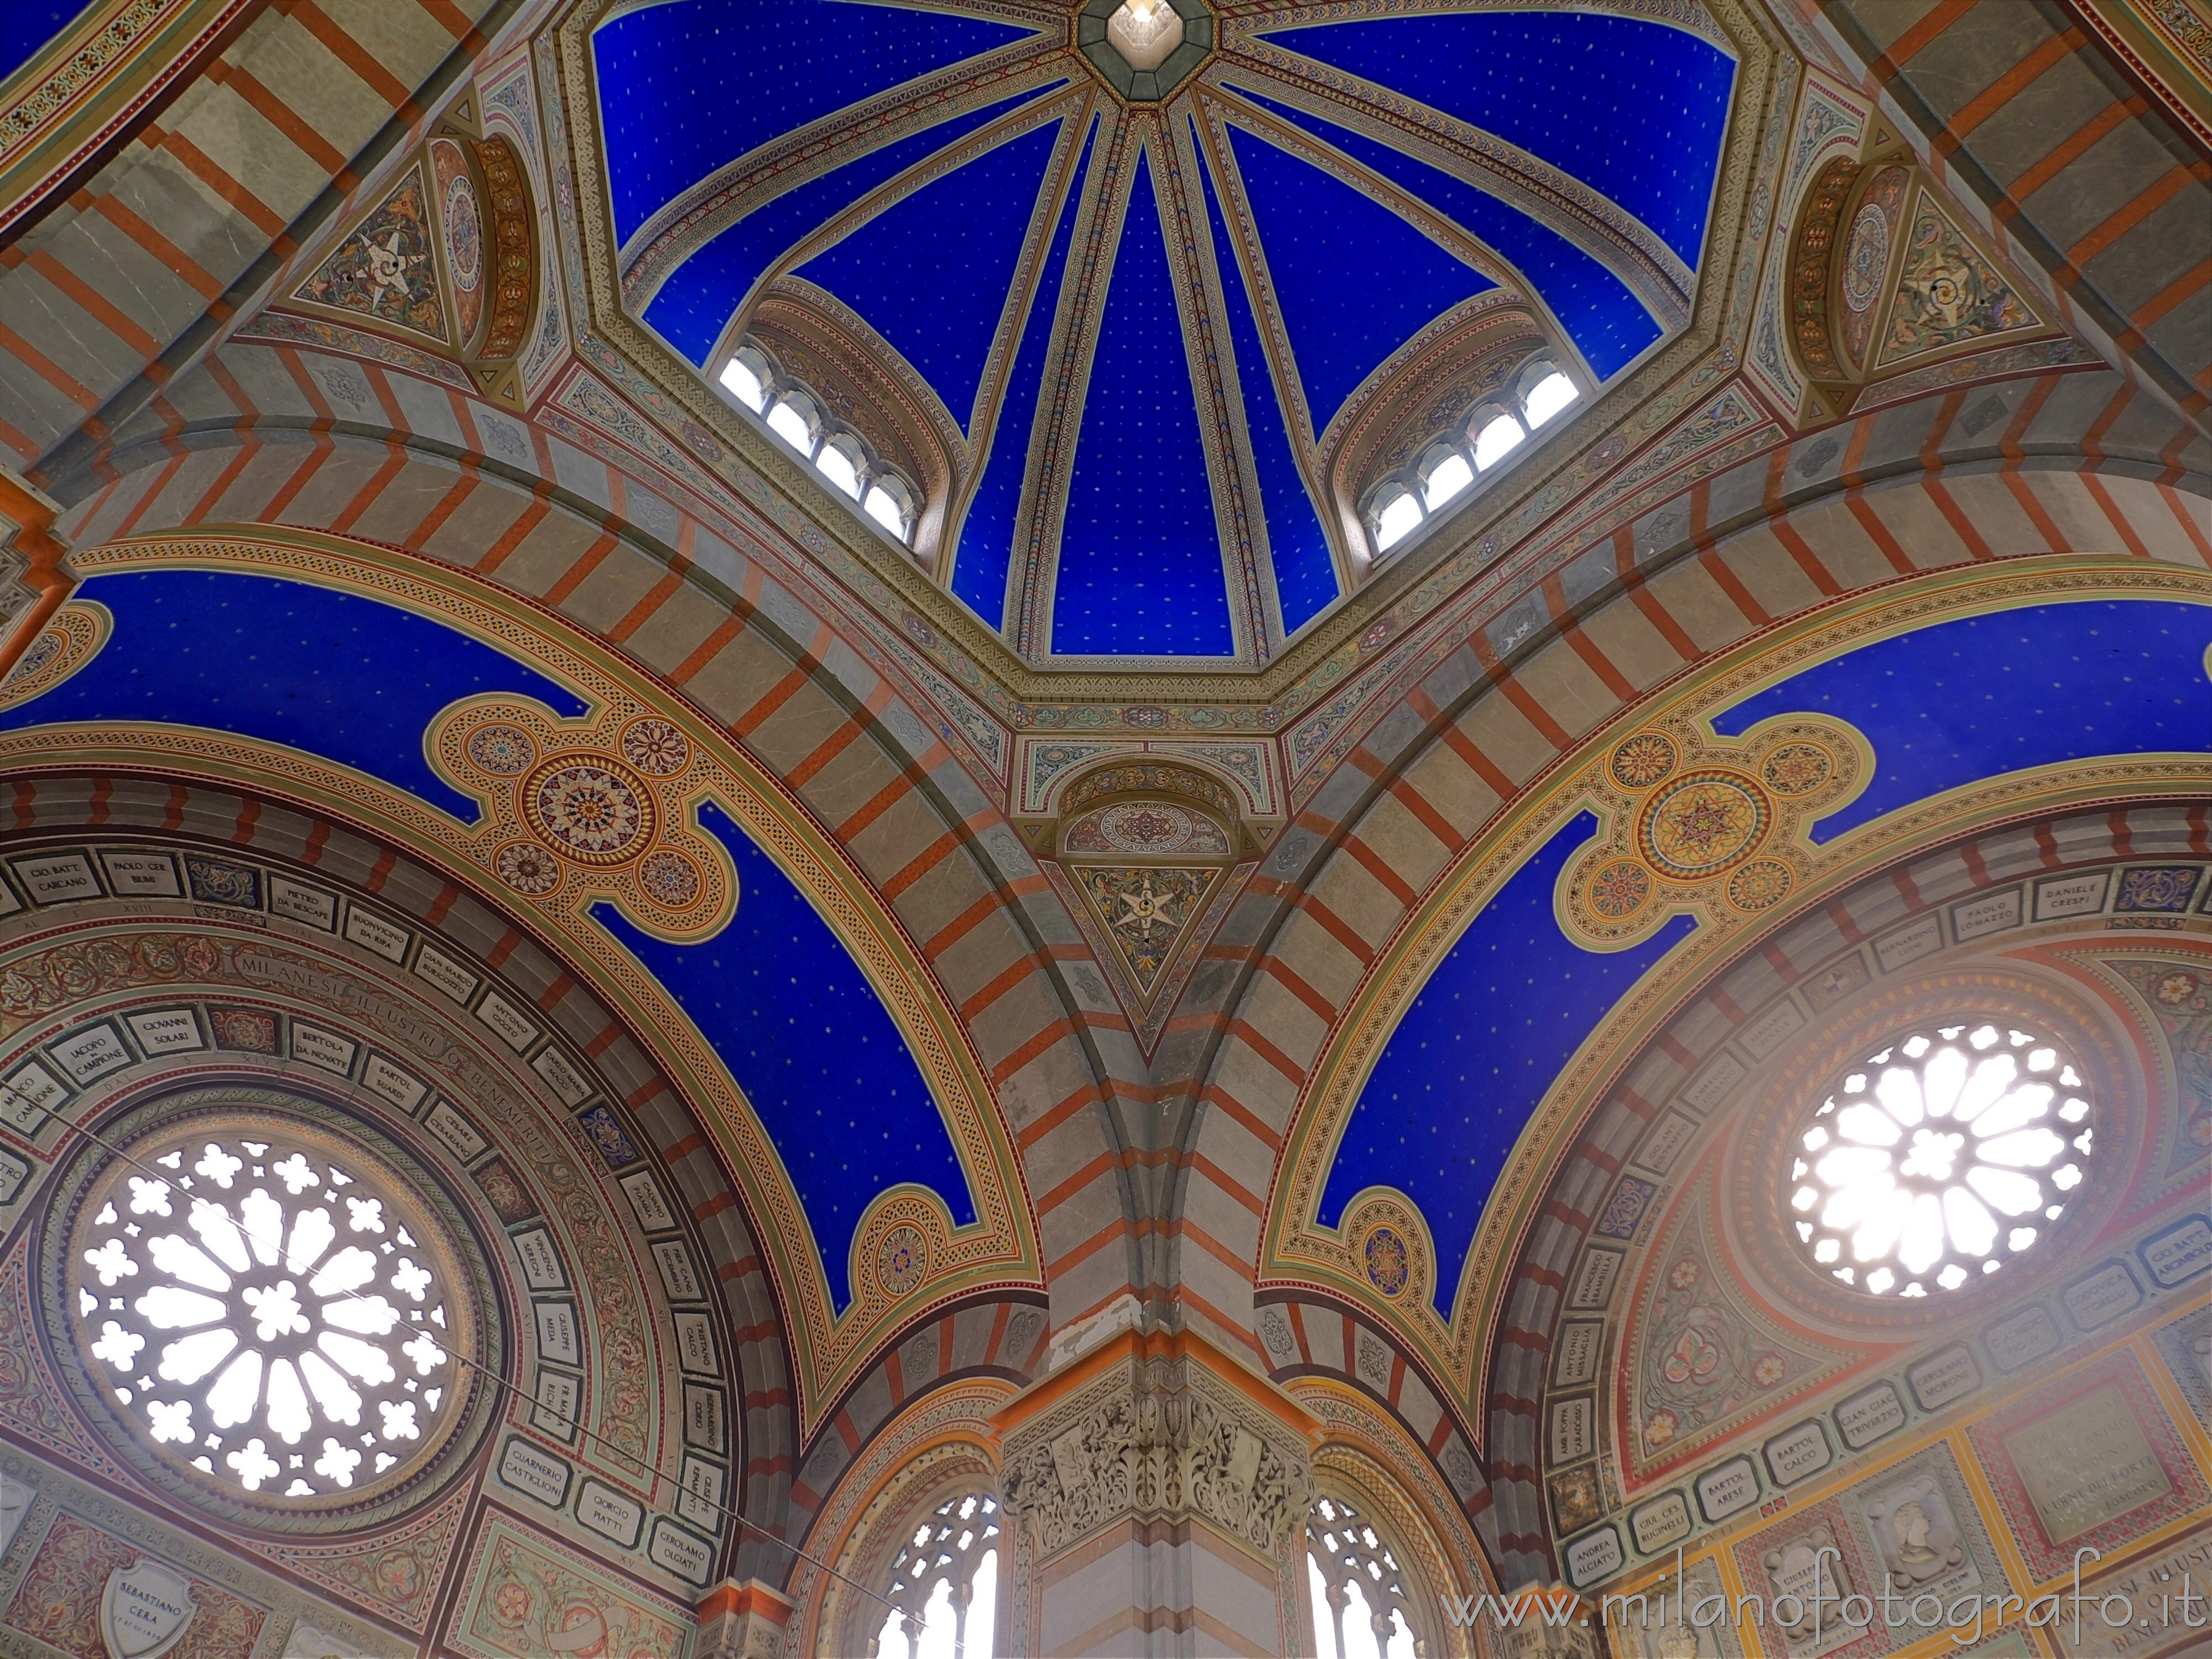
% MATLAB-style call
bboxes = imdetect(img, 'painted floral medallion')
[522,757,654,865]
[1635,770,1770,880]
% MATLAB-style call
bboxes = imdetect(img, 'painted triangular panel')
[1874,188,2042,368]
[1225,124,1493,434]
[798,119,1063,434]
[292,162,449,345]
[1072,865,1224,1001]
[1050,148,1236,658]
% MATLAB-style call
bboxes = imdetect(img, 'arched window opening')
[1521,366,1578,427]
[1371,485,1424,553]
[865,473,917,540]
[817,434,866,500]
[1419,446,1473,512]
[766,391,818,455]
[1470,408,1525,472]
[870,1490,1000,1659]
[718,346,771,412]
[1308,1494,1425,1659]
[1359,353,1586,559]
[715,341,923,546]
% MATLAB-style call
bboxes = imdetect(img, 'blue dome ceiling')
[595,0,1736,660]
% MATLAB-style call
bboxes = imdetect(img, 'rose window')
[67,1119,473,1502]
[1789,1021,2090,1297]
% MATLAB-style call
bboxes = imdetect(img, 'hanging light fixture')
[1107,0,1185,71]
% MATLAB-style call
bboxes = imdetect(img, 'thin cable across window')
[870,1491,1000,1659]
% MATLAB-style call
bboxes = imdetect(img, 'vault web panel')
[593,0,1038,245]
[1318,811,1695,1315]
[1050,149,1236,658]
[1714,598,2212,842]
[0,570,585,823]
[1226,122,1496,435]
[596,800,976,1312]
[1256,8,1736,267]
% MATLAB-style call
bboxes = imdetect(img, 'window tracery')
[720,342,920,545]
[65,1113,475,1506]
[868,1489,1000,1659]
[1308,1493,1427,1659]
[1363,359,1581,554]
[1791,1020,2090,1297]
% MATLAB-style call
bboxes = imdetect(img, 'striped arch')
[32,335,1165,1470]
[0,770,800,1577]
[1160,363,2210,1574]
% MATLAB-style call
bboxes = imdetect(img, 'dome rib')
[1216,81,1664,383]
[949,113,1102,629]
[1189,114,1342,637]
[641,84,1071,368]
[1249,7,1735,270]
[1220,120,1498,441]
[795,118,1066,436]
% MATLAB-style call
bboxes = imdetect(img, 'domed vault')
[0,0,2203,1654]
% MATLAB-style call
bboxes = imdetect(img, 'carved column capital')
[995,1327,1318,1565]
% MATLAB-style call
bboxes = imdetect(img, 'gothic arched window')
[869,1490,1000,1659]
[1308,1493,1427,1658]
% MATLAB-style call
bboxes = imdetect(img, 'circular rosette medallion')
[1727,858,1794,912]
[494,841,561,897]
[1760,742,1834,796]
[1609,731,1678,791]
[875,1225,927,1298]
[620,717,690,777]
[1362,1225,1411,1297]
[637,849,702,909]
[465,723,537,776]
[522,755,655,866]
[1635,769,1771,881]
[1586,859,1653,921]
